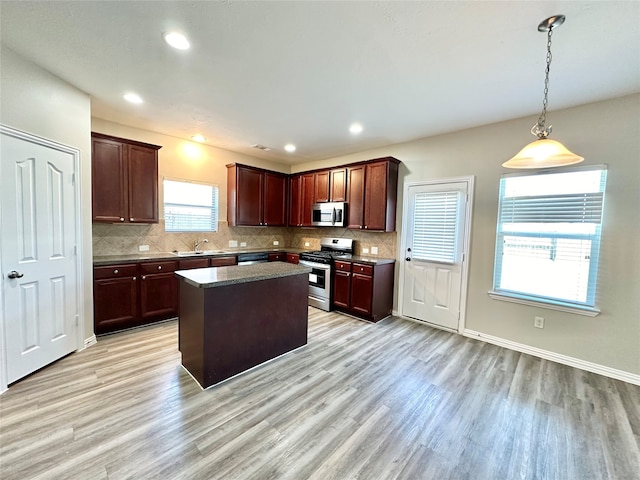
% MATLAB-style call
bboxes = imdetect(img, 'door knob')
[7,270,24,279]
[405,257,411,262]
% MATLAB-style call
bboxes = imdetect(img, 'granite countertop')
[93,247,308,266]
[175,262,311,288]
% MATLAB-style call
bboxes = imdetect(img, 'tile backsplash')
[93,221,397,259]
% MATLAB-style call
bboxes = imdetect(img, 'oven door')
[299,259,332,311]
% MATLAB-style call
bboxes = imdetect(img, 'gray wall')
[296,94,640,376]
[0,46,94,343]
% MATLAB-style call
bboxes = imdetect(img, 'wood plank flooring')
[1,308,639,479]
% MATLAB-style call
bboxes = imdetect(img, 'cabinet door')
[92,137,127,223]
[127,144,158,223]
[330,168,347,202]
[236,166,264,226]
[300,173,315,226]
[346,166,365,229]
[264,172,287,226]
[140,272,178,321]
[333,270,352,309]
[94,276,138,334]
[285,253,299,264]
[363,162,389,231]
[314,171,330,203]
[350,272,373,316]
[268,252,285,262]
[288,175,302,226]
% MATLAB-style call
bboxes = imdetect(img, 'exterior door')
[401,179,473,331]
[1,126,79,384]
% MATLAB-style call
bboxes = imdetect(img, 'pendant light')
[503,15,584,169]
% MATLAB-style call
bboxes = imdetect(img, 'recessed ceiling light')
[123,93,143,104]
[349,123,363,134]
[284,144,296,153]
[191,134,206,143]
[163,32,190,50]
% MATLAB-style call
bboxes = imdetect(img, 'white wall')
[0,46,93,347]
[296,94,640,377]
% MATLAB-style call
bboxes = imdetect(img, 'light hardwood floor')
[1,309,639,480]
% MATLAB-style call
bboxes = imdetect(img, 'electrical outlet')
[138,245,149,252]
[362,247,370,254]
[240,242,247,247]
[273,241,279,246]
[371,246,378,255]
[534,316,545,328]
[229,240,238,248]
[304,242,310,247]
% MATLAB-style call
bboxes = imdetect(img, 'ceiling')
[1,1,638,164]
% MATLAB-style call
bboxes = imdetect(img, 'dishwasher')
[236,252,269,265]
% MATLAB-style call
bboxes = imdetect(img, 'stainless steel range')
[299,237,354,311]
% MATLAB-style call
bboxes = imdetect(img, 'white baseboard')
[82,335,97,350]
[463,329,640,386]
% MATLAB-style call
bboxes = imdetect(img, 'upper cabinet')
[91,132,161,224]
[312,168,347,203]
[289,173,315,227]
[227,164,287,227]
[347,157,399,232]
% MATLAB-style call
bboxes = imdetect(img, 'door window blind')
[412,190,461,263]
[493,166,607,307]
[164,179,218,232]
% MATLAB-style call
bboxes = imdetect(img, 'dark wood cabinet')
[268,252,285,262]
[289,173,315,227]
[227,164,287,227]
[314,171,330,203]
[179,258,210,270]
[347,158,399,232]
[285,253,300,264]
[331,260,395,322]
[91,132,161,224]
[139,261,178,321]
[93,264,138,334]
[330,168,347,202]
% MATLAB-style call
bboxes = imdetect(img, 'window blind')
[163,179,218,232]
[412,190,460,263]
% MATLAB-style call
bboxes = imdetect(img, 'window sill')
[488,291,600,317]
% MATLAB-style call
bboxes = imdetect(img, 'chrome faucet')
[194,239,208,252]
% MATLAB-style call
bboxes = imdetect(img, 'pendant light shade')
[503,138,584,169]
[504,15,583,169]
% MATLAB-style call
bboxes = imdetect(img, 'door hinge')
[71,172,76,185]
[74,245,78,256]
[75,314,79,327]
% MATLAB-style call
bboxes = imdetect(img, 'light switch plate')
[362,247,369,254]
[371,246,378,255]
[229,240,238,248]
[240,242,247,247]
[138,245,149,252]
[273,241,279,246]
[304,242,310,247]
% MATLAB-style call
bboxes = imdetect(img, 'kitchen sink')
[171,250,229,257]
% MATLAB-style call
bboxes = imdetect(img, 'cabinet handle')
[130,218,134,222]
[133,276,137,281]
[114,269,119,274]
[142,275,146,280]
[120,217,124,222]
[157,265,162,270]
[364,226,368,229]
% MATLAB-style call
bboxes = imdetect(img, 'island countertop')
[175,262,311,288]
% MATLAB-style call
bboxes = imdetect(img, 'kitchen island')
[175,262,311,388]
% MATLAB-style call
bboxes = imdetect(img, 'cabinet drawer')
[352,263,373,276]
[140,261,177,274]
[209,256,237,267]
[269,252,285,262]
[94,264,138,280]
[179,258,210,270]
[285,253,299,264]
[334,260,352,272]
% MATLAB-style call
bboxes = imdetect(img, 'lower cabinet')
[268,252,285,262]
[286,253,299,264]
[331,260,395,322]
[94,256,239,334]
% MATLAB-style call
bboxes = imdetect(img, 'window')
[412,190,462,264]
[163,179,218,232]
[490,165,607,315]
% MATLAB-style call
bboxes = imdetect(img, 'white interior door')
[1,127,79,384]
[401,179,472,331]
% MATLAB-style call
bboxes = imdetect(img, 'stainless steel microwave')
[311,202,347,227]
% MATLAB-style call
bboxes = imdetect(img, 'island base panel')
[179,273,308,388]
